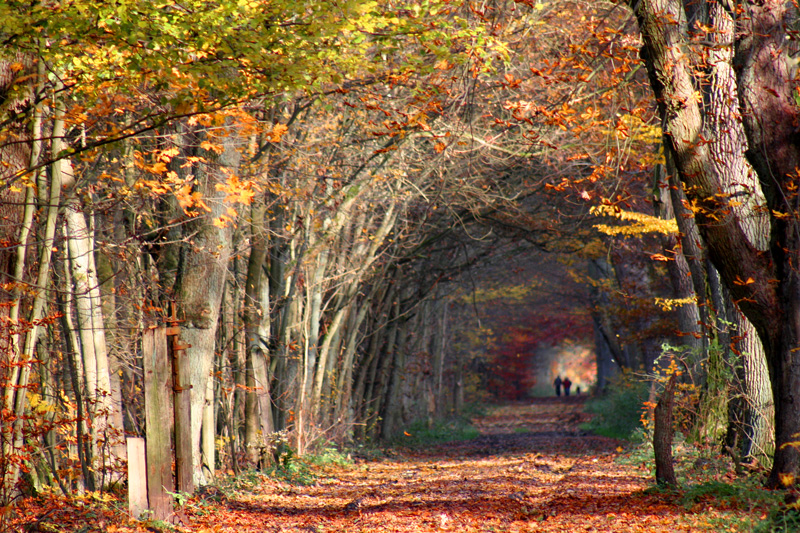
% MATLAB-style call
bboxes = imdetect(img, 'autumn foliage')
[0,0,796,527]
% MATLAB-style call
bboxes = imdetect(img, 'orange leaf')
[271,123,288,142]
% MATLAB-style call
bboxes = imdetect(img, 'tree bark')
[243,198,269,464]
[654,374,678,487]
[630,0,800,487]
[174,124,240,486]
[64,199,123,483]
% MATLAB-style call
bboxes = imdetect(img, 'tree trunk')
[3,91,65,496]
[726,304,773,466]
[588,258,628,378]
[64,199,122,484]
[174,125,240,486]
[243,198,269,464]
[654,374,678,487]
[631,0,800,487]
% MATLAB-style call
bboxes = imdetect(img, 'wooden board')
[127,437,148,519]
[142,328,174,521]
[172,339,194,494]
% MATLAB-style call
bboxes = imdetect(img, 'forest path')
[189,398,735,532]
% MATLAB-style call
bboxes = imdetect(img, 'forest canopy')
[0,0,797,514]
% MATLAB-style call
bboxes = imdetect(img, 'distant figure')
[553,376,563,397]
[576,385,581,396]
[563,377,572,397]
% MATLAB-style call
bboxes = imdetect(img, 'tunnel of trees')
[0,0,796,506]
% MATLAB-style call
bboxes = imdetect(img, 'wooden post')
[167,302,194,494]
[127,437,148,519]
[169,328,194,494]
[142,328,174,521]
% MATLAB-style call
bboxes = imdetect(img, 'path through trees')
[182,399,757,533]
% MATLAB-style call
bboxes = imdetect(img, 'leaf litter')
[189,397,763,533]
[11,397,771,532]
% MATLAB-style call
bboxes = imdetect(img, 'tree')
[630,0,800,487]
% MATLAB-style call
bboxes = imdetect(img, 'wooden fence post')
[126,437,148,519]
[142,328,174,521]
[167,320,194,494]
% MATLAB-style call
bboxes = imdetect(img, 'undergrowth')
[598,382,786,533]
[582,372,648,441]
[392,416,480,448]
[214,442,354,492]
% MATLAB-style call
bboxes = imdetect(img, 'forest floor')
[13,396,780,532]
[186,396,768,533]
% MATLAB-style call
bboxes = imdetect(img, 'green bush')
[307,445,352,467]
[582,372,649,441]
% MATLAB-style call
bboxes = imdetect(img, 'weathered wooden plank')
[142,328,174,521]
[172,335,194,494]
[126,437,148,519]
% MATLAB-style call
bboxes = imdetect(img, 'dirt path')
[189,398,737,532]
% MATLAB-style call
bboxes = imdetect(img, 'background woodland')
[0,0,795,511]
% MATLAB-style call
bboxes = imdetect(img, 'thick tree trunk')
[654,164,704,360]
[243,199,269,464]
[631,0,800,487]
[727,305,773,465]
[175,126,240,486]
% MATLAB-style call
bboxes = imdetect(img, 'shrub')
[582,371,649,440]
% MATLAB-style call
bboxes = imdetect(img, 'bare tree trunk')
[727,306,773,466]
[432,298,448,418]
[202,376,216,481]
[3,91,65,495]
[631,0,800,486]
[64,200,122,484]
[243,198,269,464]
[333,294,372,431]
[654,374,678,487]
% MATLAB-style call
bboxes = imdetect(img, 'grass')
[391,416,481,448]
[680,479,779,511]
[617,435,783,533]
[581,373,649,441]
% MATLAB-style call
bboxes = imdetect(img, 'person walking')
[563,377,572,397]
[553,376,563,397]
